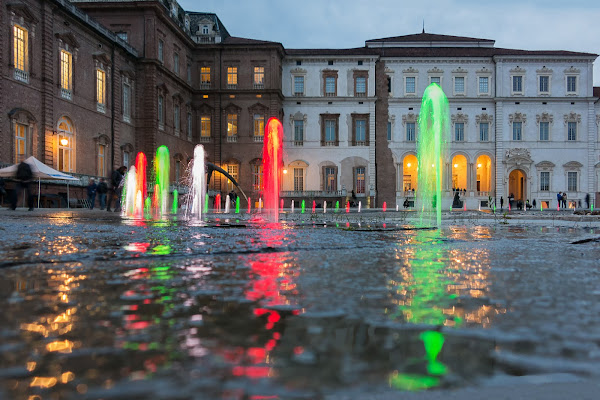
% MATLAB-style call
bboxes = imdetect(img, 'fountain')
[416,83,450,228]
[262,117,284,221]
[154,146,171,217]
[186,145,206,219]
[224,194,231,213]
[122,152,147,218]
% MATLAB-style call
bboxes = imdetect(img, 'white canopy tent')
[0,156,79,208]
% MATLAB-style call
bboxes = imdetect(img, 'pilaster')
[495,101,504,199]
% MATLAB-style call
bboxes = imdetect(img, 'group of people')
[86,166,128,211]
[556,192,568,208]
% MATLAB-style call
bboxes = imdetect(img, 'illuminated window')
[13,25,28,82]
[227,114,238,138]
[201,67,211,87]
[14,123,27,163]
[57,117,73,172]
[252,164,263,190]
[355,166,365,194]
[324,167,337,192]
[96,69,106,111]
[201,116,211,140]
[60,50,72,98]
[253,66,264,88]
[226,164,238,191]
[227,67,237,88]
[293,168,304,191]
[253,114,264,139]
[97,144,106,176]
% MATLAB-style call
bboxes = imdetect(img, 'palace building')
[1,0,599,209]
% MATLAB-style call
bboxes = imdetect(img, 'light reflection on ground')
[0,215,599,399]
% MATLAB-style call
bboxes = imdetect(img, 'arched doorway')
[452,154,468,191]
[509,169,526,204]
[475,155,492,193]
[57,117,74,172]
[403,154,418,193]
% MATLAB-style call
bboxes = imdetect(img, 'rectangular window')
[480,122,489,141]
[158,40,164,62]
[123,151,130,168]
[568,121,577,141]
[253,165,263,191]
[174,104,180,134]
[294,120,304,145]
[539,76,549,93]
[187,112,192,140]
[226,164,238,191]
[253,114,265,138]
[58,133,72,172]
[540,171,550,191]
[512,122,522,140]
[227,67,237,87]
[387,76,392,94]
[253,66,264,88]
[455,123,464,141]
[387,121,392,140]
[96,69,106,110]
[325,76,336,96]
[201,116,211,138]
[539,121,549,141]
[406,77,416,93]
[479,77,489,94]
[173,52,179,75]
[568,171,577,192]
[60,50,72,97]
[567,76,577,93]
[355,119,366,144]
[187,64,191,82]
[325,120,336,143]
[227,114,238,136]
[325,167,337,191]
[406,122,416,142]
[123,83,131,121]
[13,25,28,82]
[293,168,304,191]
[454,76,465,94]
[15,123,27,163]
[355,167,365,194]
[430,77,440,85]
[201,67,211,87]
[355,76,366,96]
[512,76,522,93]
[158,95,164,128]
[294,76,304,95]
[97,145,105,176]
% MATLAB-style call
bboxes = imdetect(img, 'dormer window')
[202,25,209,35]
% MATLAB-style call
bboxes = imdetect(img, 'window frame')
[355,166,366,194]
[406,122,416,142]
[158,39,164,63]
[354,71,368,97]
[511,75,524,95]
[454,122,465,142]
[453,75,465,96]
[60,49,73,99]
[477,75,490,96]
[320,114,340,146]
[200,66,211,88]
[293,75,305,96]
[538,74,551,95]
[512,121,523,141]
[567,121,577,141]
[253,66,265,89]
[96,68,106,112]
[540,171,550,191]
[479,122,489,142]
[200,115,211,141]
[566,75,578,95]
[404,75,417,96]
[567,171,578,192]
[539,121,549,141]
[227,66,238,89]
[293,119,304,146]
[13,24,29,83]
[323,166,338,192]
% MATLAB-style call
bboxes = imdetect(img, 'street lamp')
[60,137,69,146]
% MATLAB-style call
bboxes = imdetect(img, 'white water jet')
[358,201,362,213]
[323,202,327,214]
[186,145,206,219]
[123,166,137,216]
[224,195,231,213]
[291,200,294,213]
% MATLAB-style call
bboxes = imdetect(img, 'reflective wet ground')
[1,211,600,399]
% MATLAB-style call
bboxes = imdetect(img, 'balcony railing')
[97,103,106,113]
[253,135,264,142]
[226,84,237,90]
[14,69,29,83]
[253,83,264,89]
[325,92,336,97]
[293,141,303,146]
[281,190,345,198]
[200,83,211,90]
[199,136,210,143]
[227,135,238,143]
[354,141,367,146]
[60,88,72,100]
[355,92,366,97]
[323,141,337,146]
[294,92,304,97]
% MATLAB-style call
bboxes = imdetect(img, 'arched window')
[57,117,74,172]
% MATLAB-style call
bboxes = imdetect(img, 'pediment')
[563,161,583,169]
[55,32,79,49]
[248,102,269,113]
[535,161,555,169]
[7,1,39,24]
[92,51,110,66]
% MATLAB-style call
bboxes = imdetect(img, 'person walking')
[562,192,567,209]
[87,179,97,210]
[10,160,34,211]
[585,193,590,209]
[557,192,562,209]
[97,177,108,210]
[500,196,504,210]
[107,166,127,212]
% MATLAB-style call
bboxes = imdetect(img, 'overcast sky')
[179,0,600,86]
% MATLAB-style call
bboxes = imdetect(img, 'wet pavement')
[1,209,600,399]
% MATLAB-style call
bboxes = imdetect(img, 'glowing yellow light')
[477,163,482,168]
[46,340,73,353]
[60,138,69,146]
[202,94,208,99]
[454,164,458,168]
[407,163,411,167]
[431,164,435,168]
[26,362,36,372]
[30,377,57,388]
[61,372,75,384]
[282,169,288,174]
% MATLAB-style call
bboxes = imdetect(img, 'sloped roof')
[222,36,281,45]
[286,47,379,56]
[366,32,494,44]
[188,12,230,39]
